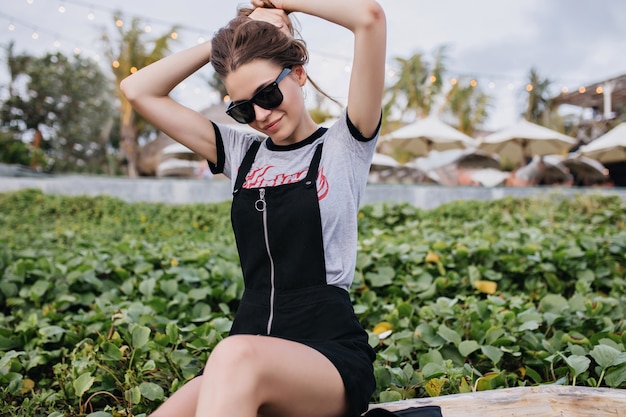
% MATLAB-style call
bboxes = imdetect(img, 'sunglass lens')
[255,83,283,109]
[228,103,255,124]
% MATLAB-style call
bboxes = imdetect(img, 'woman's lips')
[263,116,281,131]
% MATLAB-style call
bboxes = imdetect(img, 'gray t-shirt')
[211,111,379,291]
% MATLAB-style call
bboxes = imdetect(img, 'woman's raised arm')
[255,0,387,138]
[119,41,218,163]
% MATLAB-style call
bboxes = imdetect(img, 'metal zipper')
[255,188,275,334]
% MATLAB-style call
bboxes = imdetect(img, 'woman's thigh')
[199,335,349,417]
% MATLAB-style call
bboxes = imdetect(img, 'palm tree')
[102,13,178,177]
[383,46,448,127]
[440,79,491,136]
[523,67,562,131]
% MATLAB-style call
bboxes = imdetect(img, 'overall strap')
[304,143,324,188]
[233,140,262,195]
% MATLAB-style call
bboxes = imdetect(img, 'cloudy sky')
[2,0,626,130]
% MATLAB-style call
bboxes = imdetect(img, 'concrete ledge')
[1,175,625,209]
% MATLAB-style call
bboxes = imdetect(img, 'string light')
[0,0,612,105]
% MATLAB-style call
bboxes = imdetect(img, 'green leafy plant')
[1,189,625,416]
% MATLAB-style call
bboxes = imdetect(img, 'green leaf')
[379,390,403,403]
[133,262,154,275]
[524,366,543,384]
[38,326,66,343]
[422,362,446,379]
[416,324,444,348]
[459,340,481,357]
[481,345,503,364]
[101,342,122,361]
[365,266,395,287]
[396,302,413,318]
[166,322,179,344]
[139,278,156,297]
[86,413,114,417]
[73,372,94,398]
[125,385,141,404]
[437,324,461,346]
[29,280,50,300]
[475,372,502,391]
[518,320,540,331]
[139,381,165,401]
[590,344,621,369]
[539,294,569,314]
[160,280,178,297]
[418,349,444,369]
[562,354,591,377]
[131,325,151,349]
[468,265,481,283]
[211,317,232,333]
[605,364,626,388]
[0,351,22,373]
[0,334,19,351]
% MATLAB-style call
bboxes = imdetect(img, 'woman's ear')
[292,65,307,87]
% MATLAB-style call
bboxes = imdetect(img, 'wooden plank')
[371,385,626,417]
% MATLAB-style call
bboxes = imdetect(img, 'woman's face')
[224,60,310,145]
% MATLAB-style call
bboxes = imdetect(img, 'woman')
[120,1,386,416]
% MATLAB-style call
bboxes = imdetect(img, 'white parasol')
[381,116,476,156]
[478,119,576,166]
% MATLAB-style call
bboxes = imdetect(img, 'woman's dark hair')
[211,6,341,106]
[211,8,307,78]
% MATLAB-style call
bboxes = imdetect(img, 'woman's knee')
[205,335,262,377]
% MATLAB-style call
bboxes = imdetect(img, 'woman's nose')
[253,103,272,122]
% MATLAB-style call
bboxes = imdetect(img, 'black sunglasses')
[226,68,292,124]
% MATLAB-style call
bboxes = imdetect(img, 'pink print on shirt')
[243,165,329,201]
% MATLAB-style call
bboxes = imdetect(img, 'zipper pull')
[255,188,266,212]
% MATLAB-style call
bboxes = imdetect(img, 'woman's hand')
[251,0,286,10]
[249,1,293,37]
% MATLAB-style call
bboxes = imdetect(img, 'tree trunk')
[370,385,626,417]
[120,105,138,177]
[30,128,42,170]
[121,133,138,177]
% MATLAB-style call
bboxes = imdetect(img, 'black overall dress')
[228,140,376,416]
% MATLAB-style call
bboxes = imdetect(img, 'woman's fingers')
[248,7,293,36]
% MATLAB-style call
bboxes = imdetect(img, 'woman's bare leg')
[148,376,202,417]
[195,335,349,417]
